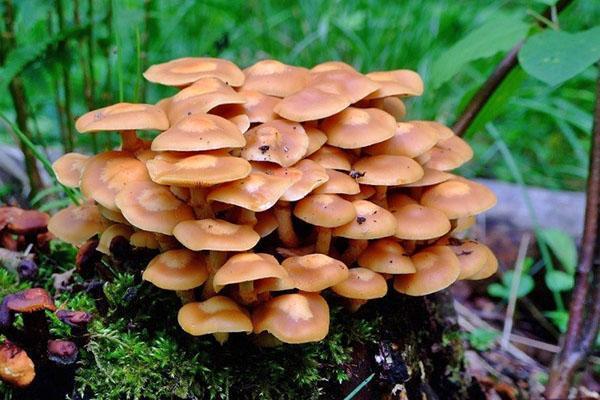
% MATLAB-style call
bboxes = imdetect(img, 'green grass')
[0,0,599,192]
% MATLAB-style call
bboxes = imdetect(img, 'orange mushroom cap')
[52,152,89,188]
[331,268,388,299]
[173,219,260,251]
[143,57,245,87]
[282,254,349,292]
[75,103,168,132]
[178,296,253,336]
[143,249,208,290]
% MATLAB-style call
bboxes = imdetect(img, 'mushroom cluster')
[48,57,497,345]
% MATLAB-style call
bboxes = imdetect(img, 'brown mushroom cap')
[115,180,195,235]
[52,152,89,188]
[129,231,160,249]
[282,254,349,292]
[242,60,309,97]
[143,57,245,87]
[424,136,474,171]
[308,145,354,170]
[80,151,150,211]
[322,107,396,149]
[333,200,396,239]
[393,245,460,296]
[351,155,424,186]
[365,69,424,99]
[97,224,134,255]
[75,103,168,132]
[465,244,498,280]
[365,121,439,158]
[167,78,246,123]
[331,268,387,299]
[6,210,49,235]
[274,86,350,122]
[420,179,497,219]
[357,238,415,274]
[438,238,490,280]
[178,296,252,336]
[280,159,329,202]
[48,204,106,246]
[387,193,418,212]
[309,69,379,103]
[253,211,279,238]
[147,153,251,187]
[207,171,296,212]
[0,341,35,387]
[393,204,451,240]
[452,215,477,233]
[238,90,280,123]
[252,292,329,344]
[173,219,260,251]
[143,249,208,290]
[241,120,309,167]
[369,97,406,120]
[213,253,288,289]
[400,168,454,188]
[151,113,245,152]
[97,204,129,224]
[313,169,360,195]
[310,61,356,73]
[304,126,328,156]
[5,288,56,312]
[293,194,356,228]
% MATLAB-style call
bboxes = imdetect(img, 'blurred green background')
[1,0,599,193]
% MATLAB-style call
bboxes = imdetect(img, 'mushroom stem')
[274,201,299,247]
[190,188,214,219]
[408,187,424,200]
[202,251,227,299]
[120,130,142,152]
[175,290,195,304]
[403,240,417,255]
[253,332,284,347]
[212,332,229,345]
[238,281,257,305]
[374,186,388,208]
[347,298,368,313]
[341,239,368,266]
[315,227,332,254]
[237,209,257,225]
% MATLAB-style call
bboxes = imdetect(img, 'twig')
[501,233,531,350]
[452,0,576,137]
[546,67,600,398]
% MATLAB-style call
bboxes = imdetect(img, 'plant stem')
[452,0,575,137]
[56,0,75,152]
[74,0,98,153]
[546,67,600,398]
[1,0,44,198]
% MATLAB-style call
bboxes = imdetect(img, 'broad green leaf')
[539,228,578,273]
[545,310,569,332]
[468,328,498,351]
[431,14,529,88]
[502,271,535,298]
[487,283,509,299]
[518,27,600,86]
[545,270,574,292]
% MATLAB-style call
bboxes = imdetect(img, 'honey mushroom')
[44,56,500,346]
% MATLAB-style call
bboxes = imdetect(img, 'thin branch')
[546,67,600,398]
[452,0,576,137]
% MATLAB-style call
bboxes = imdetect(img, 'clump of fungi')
[48,57,498,345]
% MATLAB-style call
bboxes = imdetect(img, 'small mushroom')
[357,238,416,274]
[47,339,78,366]
[392,204,451,241]
[282,254,349,292]
[322,108,396,149]
[52,152,89,188]
[144,57,245,87]
[173,219,260,252]
[252,292,329,344]
[365,69,424,99]
[365,121,438,158]
[0,340,35,387]
[331,268,388,311]
[420,178,497,219]
[241,120,309,167]
[178,295,252,344]
[242,60,309,97]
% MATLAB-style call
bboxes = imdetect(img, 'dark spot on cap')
[259,145,270,154]
[356,216,367,225]
[349,170,366,179]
